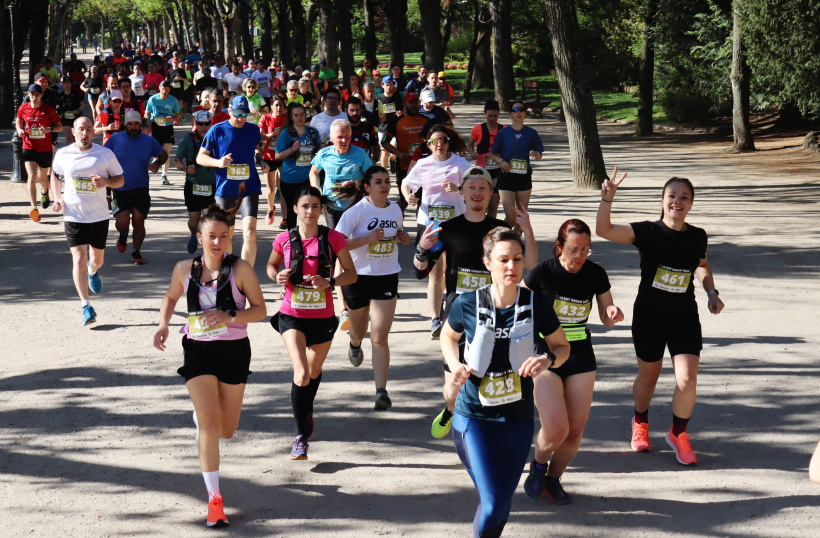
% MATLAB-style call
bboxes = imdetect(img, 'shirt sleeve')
[175,136,191,160]
[106,149,124,177]
[533,292,561,355]
[403,162,423,191]
[172,98,181,114]
[49,107,61,125]
[446,293,471,334]
[591,263,612,296]
[328,228,348,254]
[52,151,64,176]
[275,129,291,153]
[311,149,324,170]
[470,124,482,143]
[531,129,545,153]
[523,263,545,293]
[334,205,356,238]
[491,129,503,154]
[630,221,650,247]
[202,129,219,156]
[272,231,287,256]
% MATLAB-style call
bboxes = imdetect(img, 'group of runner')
[21,47,726,535]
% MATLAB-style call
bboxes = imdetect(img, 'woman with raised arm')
[596,168,725,466]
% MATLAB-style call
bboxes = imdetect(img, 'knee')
[538,419,569,447]
[221,427,237,439]
[244,227,257,241]
[370,332,389,348]
[563,426,586,448]
[293,372,310,386]
[676,371,698,392]
[198,416,221,439]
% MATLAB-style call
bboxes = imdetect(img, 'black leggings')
[280,180,309,230]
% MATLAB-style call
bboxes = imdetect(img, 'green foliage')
[660,88,713,124]
[575,0,642,87]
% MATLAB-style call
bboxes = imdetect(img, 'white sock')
[82,300,91,307]
[203,470,220,501]
[87,263,96,276]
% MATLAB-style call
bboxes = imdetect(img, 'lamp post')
[9,0,26,183]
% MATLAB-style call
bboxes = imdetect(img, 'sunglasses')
[511,106,526,112]
[429,136,450,144]
[111,99,123,103]
[196,121,211,126]
[232,112,249,118]
[324,96,340,101]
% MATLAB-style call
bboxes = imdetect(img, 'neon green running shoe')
[431,405,453,438]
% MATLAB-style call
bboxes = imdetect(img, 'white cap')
[420,89,436,104]
[110,90,124,101]
[123,110,142,124]
[193,110,213,123]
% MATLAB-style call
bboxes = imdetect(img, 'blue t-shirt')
[145,94,181,122]
[106,132,165,190]
[276,127,322,184]
[447,288,559,423]
[202,121,262,197]
[491,125,544,176]
[311,145,372,211]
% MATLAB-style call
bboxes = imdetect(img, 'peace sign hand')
[601,166,627,202]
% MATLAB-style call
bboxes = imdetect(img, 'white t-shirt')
[52,143,124,223]
[129,74,145,96]
[210,66,229,89]
[403,153,472,225]
[251,70,273,98]
[336,197,403,275]
[311,111,349,144]
[223,72,249,92]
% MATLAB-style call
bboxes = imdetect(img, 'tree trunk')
[473,22,492,88]
[442,0,455,58]
[463,0,481,103]
[636,0,657,136]
[418,0,443,72]
[213,0,238,56]
[384,0,406,68]
[730,0,755,152]
[164,8,180,46]
[336,0,354,79]
[315,0,336,71]
[543,0,607,189]
[176,0,192,49]
[238,0,253,58]
[0,3,24,124]
[305,2,318,64]
[29,1,48,83]
[288,0,307,67]
[258,1,273,63]
[489,0,515,110]
[189,1,202,49]
[363,0,378,68]
[275,0,292,64]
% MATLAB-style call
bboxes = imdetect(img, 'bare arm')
[694,255,725,314]
[595,290,624,328]
[152,261,188,351]
[309,165,321,189]
[543,327,571,369]
[596,166,636,244]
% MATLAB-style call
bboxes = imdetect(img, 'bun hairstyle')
[553,219,591,257]
[660,177,695,219]
[482,226,525,260]
[293,184,327,210]
[200,183,246,230]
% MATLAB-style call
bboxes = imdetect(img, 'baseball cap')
[438,71,447,78]
[193,110,213,123]
[311,64,319,71]
[123,110,142,124]
[460,167,495,189]
[404,92,419,103]
[160,80,172,87]
[230,94,250,112]
[214,55,224,61]
[420,89,436,104]
[371,69,381,76]
[35,73,49,82]
[381,75,395,85]
[319,59,328,66]
[27,84,43,93]
[110,90,124,100]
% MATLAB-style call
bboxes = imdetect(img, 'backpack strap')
[187,254,239,313]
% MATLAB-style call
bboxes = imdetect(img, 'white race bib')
[226,164,250,180]
[192,183,213,197]
[72,176,97,196]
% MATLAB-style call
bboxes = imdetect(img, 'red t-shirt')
[122,98,145,116]
[142,73,165,96]
[469,123,505,169]
[191,106,231,132]
[17,102,61,152]
[259,113,288,161]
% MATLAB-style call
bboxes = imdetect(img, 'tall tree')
[363,0,378,68]
[543,0,607,189]
[238,0,253,58]
[258,0,273,62]
[636,0,658,136]
[418,0,443,71]
[335,0,354,78]
[213,0,239,55]
[275,0,292,64]
[730,0,754,151]
[287,0,306,67]
[384,0,406,68]
[489,0,515,109]
[463,0,490,103]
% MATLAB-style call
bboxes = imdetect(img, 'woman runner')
[259,94,288,228]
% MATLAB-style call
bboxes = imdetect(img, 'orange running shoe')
[30,208,41,222]
[665,429,697,466]
[631,417,651,452]
[266,210,275,225]
[206,494,229,528]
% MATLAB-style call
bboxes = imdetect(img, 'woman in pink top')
[267,185,357,460]
[153,195,267,528]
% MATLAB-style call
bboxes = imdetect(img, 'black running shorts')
[178,335,252,385]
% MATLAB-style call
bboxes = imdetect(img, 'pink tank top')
[181,259,248,341]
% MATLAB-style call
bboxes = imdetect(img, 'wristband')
[545,351,556,367]
[601,197,612,203]
[415,244,430,262]
[328,277,336,291]
[707,289,719,296]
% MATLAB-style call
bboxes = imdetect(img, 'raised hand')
[601,166,627,202]
[418,221,441,250]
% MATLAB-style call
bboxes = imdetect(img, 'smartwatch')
[227,309,237,322]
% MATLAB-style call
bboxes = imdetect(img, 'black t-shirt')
[166,68,186,90]
[631,220,707,312]
[406,77,427,95]
[84,76,105,96]
[350,121,379,152]
[377,93,404,131]
[419,104,450,125]
[524,257,611,353]
[420,215,509,296]
[58,91,85,124]
[195,75,218,93]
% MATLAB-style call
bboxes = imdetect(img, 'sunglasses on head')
[196,121,211,126]
[429,136,450,144]
[511,106,526,112]
[232,112,249,118]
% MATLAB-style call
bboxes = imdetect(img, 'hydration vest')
[477,123,504,154]
[288,126,320,160]
[105,107,125,133]
[186,254,239,314]
[287,226,335,286]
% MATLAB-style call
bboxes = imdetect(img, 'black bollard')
[10,129,27,183]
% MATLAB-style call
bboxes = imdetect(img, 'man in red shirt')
[142,62,165,100]
[192,89,230,129]
[16,84,63,221]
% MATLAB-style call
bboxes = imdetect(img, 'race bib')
[171,81,182,89]
[291,284,326,310]
[367,238,396,259]
[652,265,691,293]
[484,158,500,170]
[304,107,312,118]
[428,204,454,221]
[456,268,491,294]
[133,83,143,92]
[296,152,313,167]
[562,323,588,342]
[553,297,591,324]
[192,183,213,197]
[187,311,228,340]
[382,102,396,114]
[154,117,167,127]
[90,87,101,95]
[408,142,421,155]
[227,164,250,180]
[72,176,97,196]
[478,370,522,407]
[64,111,76,119]
[248,113,260,124]
[28,127,46,139]
[149,89,159,95]
[509,159,528,174]
[258,81,268,89]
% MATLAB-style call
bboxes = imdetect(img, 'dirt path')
[2,74,820,536]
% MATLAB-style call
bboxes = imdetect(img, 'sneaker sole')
[206,519,229,528]
[431,412,453,438]
[289,454,308,461]
[375,398,392,410]
[349,348,364,367]
[631,419,651,452]
[116,241,126,253]
[665,433,697,466]
[544,490,571,505]
[83,317,96,326]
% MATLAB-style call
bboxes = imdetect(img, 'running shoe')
[523,459,547,499]
[544,476,571,505]
[117,234,127,253]
[348,342,364,367]
[186,234,198,254]
[41,189,50,209]
[82,304,97,326]
[304,413,314,440]
[132,250,146,265]
[290,435,308,460]
[266,210,274,225]
[88,266,103,294]
[279,218,288,230]
[431,317,443,340]
[375,390,392,411]
[206,494,228,528]
[30,208,41,222]
[431,405,453,438]
[665,429,697,466]
[631,417,651,452]
[339,309,351,332]
[161,175,171,186]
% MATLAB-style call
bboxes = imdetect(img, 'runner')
[275,103,322,230]
[152,197,267,528]
[94,75,121,116]
[81,65,105,121]
[251,59,274,100]
[297,78,316,123]
[405,65,429,95]
[442,226,569,538]
[485,101,544,228]
[335,166,412,409]
[196,95,269,268]
[106,111,168,265]
[390,64,407,94]
[93,89,125,145]
[176,110,217,253]
[266,185,357,460]
[58,77,84,146]
[142,62,165,100]
[310,87,348,145]
[223,62,249,93]
[376,75,404,169]
[346,96,380,163]
[241,78,267,124]
[596,168,725,465]
[165,57,189,117]
[50,116,124,325]
[381,92,428,212]
[415,167,538,438]
[144,80,181,185]
[210,55,229,91]
[468,100,505,218]
[400,125,471,338]
[418,89,453,127]
[521,219,624,504]
[259,95,288,229]
[129,63,147,103]
[16,84,63,222]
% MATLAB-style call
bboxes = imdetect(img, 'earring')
[198,239,202,244]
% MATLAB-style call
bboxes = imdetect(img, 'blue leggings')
[453,414,534,536]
